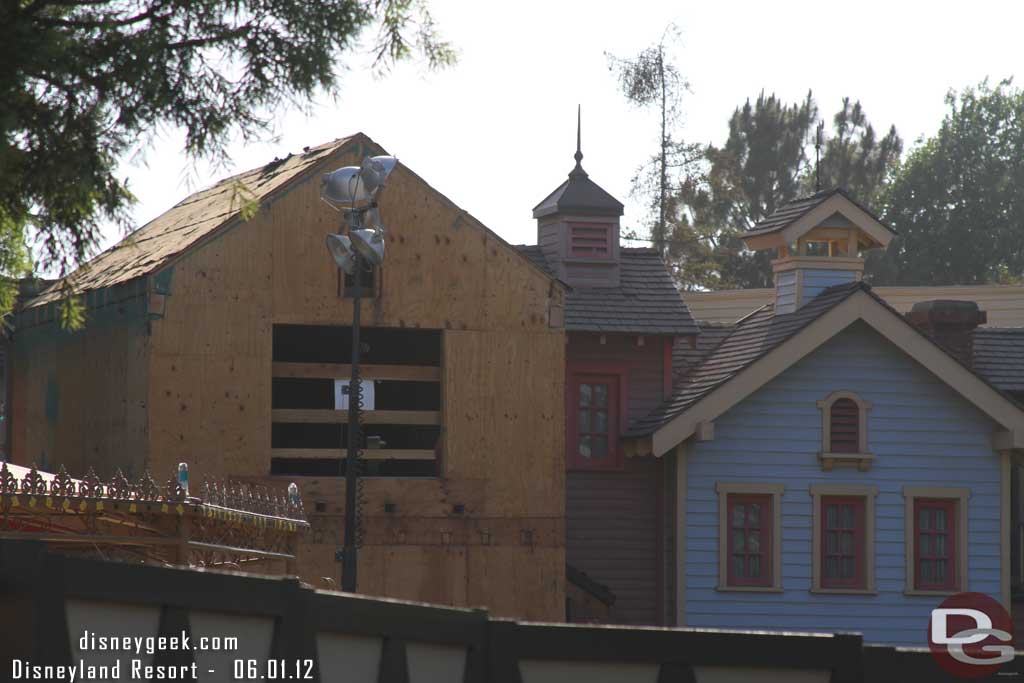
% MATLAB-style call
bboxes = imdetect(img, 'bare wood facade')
[10,134,566,620]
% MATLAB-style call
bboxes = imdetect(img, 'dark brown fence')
[0,539,1020,682]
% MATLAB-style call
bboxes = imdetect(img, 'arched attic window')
[816,391,873,471]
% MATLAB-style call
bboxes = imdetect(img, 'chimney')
[905,300,987,366]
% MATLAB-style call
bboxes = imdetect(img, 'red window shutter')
[569,223,611,257]
[829,398,860,453]
[727,493,773,587]
[914,498,957,591]
[820,496,865,589]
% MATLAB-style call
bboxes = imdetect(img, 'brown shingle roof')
[626,281,864,436]
[516,246,698,335]
[25,137,362,308]
[973,328,1024,392]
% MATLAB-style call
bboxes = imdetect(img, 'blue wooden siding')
[683,321,1002,646]
[775,271,798,314]
[800,268,857,305]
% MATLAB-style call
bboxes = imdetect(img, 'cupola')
[741,189,895,314]
[533,109,624,288]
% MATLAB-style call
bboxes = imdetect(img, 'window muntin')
[820,496,865,589]
[914,498,958,591]
[727,493,773,587]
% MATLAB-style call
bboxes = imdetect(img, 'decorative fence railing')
[2,539,1021,683]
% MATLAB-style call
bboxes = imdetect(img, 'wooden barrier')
[1,539,1021,682]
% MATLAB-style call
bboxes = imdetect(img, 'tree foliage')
[607,25,700,256]
[871,79,1024,285]
[670,92,901,290]
[1,0,454,317]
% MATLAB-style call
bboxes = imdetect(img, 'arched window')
[816,391,873,471]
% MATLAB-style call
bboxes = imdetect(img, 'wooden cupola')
[741,189,895,314]
[533,110,624,288]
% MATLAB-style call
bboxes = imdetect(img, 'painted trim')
[816,391,873,471]
[809,484,878,594]
[1001,450,1012,609]
[772,256,866,274]
[902,486,970,596]
[650,290,1024,456]
[675,446,687,627]
[715,482,784,592]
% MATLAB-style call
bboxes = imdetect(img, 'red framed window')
[914,498,957,591]
[829,398,860,453]
[727,493,773,587]
[820,496,865,589]
[570,374,620,469]
[569,222,612,258]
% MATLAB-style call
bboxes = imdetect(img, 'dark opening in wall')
[272,378,440,411]
[270,458,436,478]
[271,423,441,451]
[273,325,441,366]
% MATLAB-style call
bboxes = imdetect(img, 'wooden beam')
[271,448,436,461]
[271,409,441,425]
[272,363,440,382]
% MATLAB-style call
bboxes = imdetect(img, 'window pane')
[748,504,761,527]
[921,560,933,582]
[935,534,946,557]
[825,557,838,579]
[592,436,607,459]
[578,435,591,459]
[748,531,760,553]
[748,555,761,578]
[593,410,608,434]
[579,383,591,407]
[732,504,746,528]
[841,504,854,529]
[593,384,607,408]
[733,555,745,578]
[935,509,946,531]
[842,557,854,579]
[578,409,590,434]
[732,529,746,552]
[826,531,838,555]
[920,534,931,556]
[841,531,853,555]
[936,560,946,582]
[919,509,930,531]
[826,504,838,529]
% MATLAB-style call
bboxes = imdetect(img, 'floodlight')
[326,233,357,274]
[359,156,398,198]
[321,166,368,206]
[350,228,385,266]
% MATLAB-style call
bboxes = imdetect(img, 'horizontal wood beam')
[271,409,441,425]
[271,448,436,461]
[272,363,441,382]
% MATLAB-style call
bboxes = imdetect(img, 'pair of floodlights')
[321,155,398,274]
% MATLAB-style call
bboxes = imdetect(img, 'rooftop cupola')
[741,188,895,314]
[533,108,624,287]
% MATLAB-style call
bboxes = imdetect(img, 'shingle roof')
[532,163,624,219]
[740,187,893,239]
[25,137,362,308]
[672,321,734,384]
[516,246,698,335]
[973,328,1024,392]
[626,281,865,436]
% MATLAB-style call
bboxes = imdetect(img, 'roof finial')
[571,105,587,178]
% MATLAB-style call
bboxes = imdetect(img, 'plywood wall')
[144,139,566,620]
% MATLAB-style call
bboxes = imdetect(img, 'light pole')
[321,155,395,592]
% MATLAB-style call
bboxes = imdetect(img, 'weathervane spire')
[571,105,587,178]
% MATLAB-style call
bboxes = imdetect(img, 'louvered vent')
[569,223,610,257]
[829,398,860,453]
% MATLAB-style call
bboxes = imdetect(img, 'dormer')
[533,112,624,288]
[741,189,895,314]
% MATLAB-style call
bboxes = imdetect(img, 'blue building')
[625,189,1024,646]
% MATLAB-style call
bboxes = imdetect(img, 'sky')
[91,0,1024,260]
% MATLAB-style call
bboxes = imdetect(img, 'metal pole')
[341,225,363,592]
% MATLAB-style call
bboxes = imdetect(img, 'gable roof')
[740,187,894,250]
[629,281,1024,455]
[25,137,363,309]
[516,246,698,335]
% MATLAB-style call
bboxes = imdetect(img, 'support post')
[341,248,362,592]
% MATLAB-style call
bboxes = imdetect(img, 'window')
[569,373,621,469]
[716,483,784,591]
[810,485,877,593]
[903,487,969,595]
[816,391,873,471]
[568,222,612,259]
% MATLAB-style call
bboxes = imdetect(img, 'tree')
[607,24,700,256]
[870,79,1024,285]
[671,93,901,290]
[1,0,454,320]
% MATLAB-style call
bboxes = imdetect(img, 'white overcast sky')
[92,0,1024,259]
